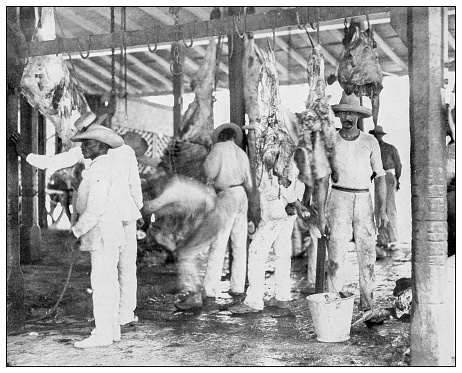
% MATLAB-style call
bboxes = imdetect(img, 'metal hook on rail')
[272,10,277,51]
[20,42,30,68]
[182,24,194,48]
[233,9,246,38]
[296,7,306,30]
[146,27,159,53]
[78,35,91,59]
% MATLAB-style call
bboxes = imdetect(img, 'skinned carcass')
[338,19,383,125]
[295,44,338,187]
[20,7,90,149]
[162,36,221,183]
[254,42,297,189]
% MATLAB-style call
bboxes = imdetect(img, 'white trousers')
[244,216,297,310]
[118,220,138,324]
[90,244,120,342]
[204,187,248,297]
[327,189,376,310]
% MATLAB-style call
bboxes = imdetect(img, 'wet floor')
[7,230,413,366]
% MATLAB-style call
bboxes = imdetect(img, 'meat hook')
[20,41,30,68]
[146,27,159,53]
[182,24,194,48]
[233,11,246,38]
[78,35,91,59]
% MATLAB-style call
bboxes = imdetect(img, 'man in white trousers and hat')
[323,92,388,312]
[64,125,125,348]
[12,112,142,326]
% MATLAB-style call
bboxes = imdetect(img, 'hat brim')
[212,123,243,146]
[71,125,124,148]
[369,130,387,135]
[331,104,372,118]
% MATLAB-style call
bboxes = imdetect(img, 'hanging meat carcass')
[338,19,383,125]
[143,36,222,254]
[162,36,221,183]
[254,42,297,188]
[20,7,90,149]
[295,44,339,186]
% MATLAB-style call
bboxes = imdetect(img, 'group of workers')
[12,91,407,348]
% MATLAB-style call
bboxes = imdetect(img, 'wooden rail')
[18,7,392,58]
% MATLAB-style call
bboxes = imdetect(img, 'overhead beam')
[19,7,394,58]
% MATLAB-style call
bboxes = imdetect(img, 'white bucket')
[307,292,355,342]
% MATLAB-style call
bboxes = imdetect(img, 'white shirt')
[72,154,125,251]
[259,162,305,222]
[204,140,253,192]
[26,144,143,221]
[333,131,385,189]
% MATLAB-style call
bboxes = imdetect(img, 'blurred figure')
[369,125,402,254]
[143,176,223,311]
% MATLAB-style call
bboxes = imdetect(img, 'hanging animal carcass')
[337,19,383,126]
[20,7,91,149]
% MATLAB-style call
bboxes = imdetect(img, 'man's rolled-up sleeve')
[371,138,386,177]
[26,146,83,173]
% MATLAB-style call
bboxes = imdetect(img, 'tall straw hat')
[331,91,372,118]
[123,131,149,156]
[369,125,387,135]
[212,122,243,146]
[71,124,124,148]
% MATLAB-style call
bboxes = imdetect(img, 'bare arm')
[374,175,389,228]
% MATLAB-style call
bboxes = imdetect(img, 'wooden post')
[228,7,246,130]
[408,7,450,366]
[315,236,327,293]
[38,113,47,228]
[20,100,42,263]
[6,5,25,334]
[172,44,184,136]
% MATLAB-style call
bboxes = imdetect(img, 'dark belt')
[216,184,243,193]
[332,185,369,193]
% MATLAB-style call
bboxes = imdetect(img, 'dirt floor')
[7,229,414,367]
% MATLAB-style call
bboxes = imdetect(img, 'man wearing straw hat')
[64,125,125,348]
[12,112,143,327]
[325,92,388,313]
[369,125,402,255]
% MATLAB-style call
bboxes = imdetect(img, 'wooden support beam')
[19,7,393,58]
[408,6,451,366]
[227,7,246,130]
[172,44,184,136]
[37,114,47,228]
[6,7,25,333]
[20,100,42,264]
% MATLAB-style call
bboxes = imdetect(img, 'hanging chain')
[122,6,128,120]
[169,7,183,75]
[110,7,116,107]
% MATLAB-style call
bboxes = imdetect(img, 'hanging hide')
[338,20,383,125]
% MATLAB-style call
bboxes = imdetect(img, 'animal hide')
[338,21,383,125]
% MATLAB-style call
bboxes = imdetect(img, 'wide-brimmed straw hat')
[71,124,124,148]
[212,122,243,146]
[74,112,97,130]
[123,131,148,156]
[331,91,372,118]
[369,125,387,135]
